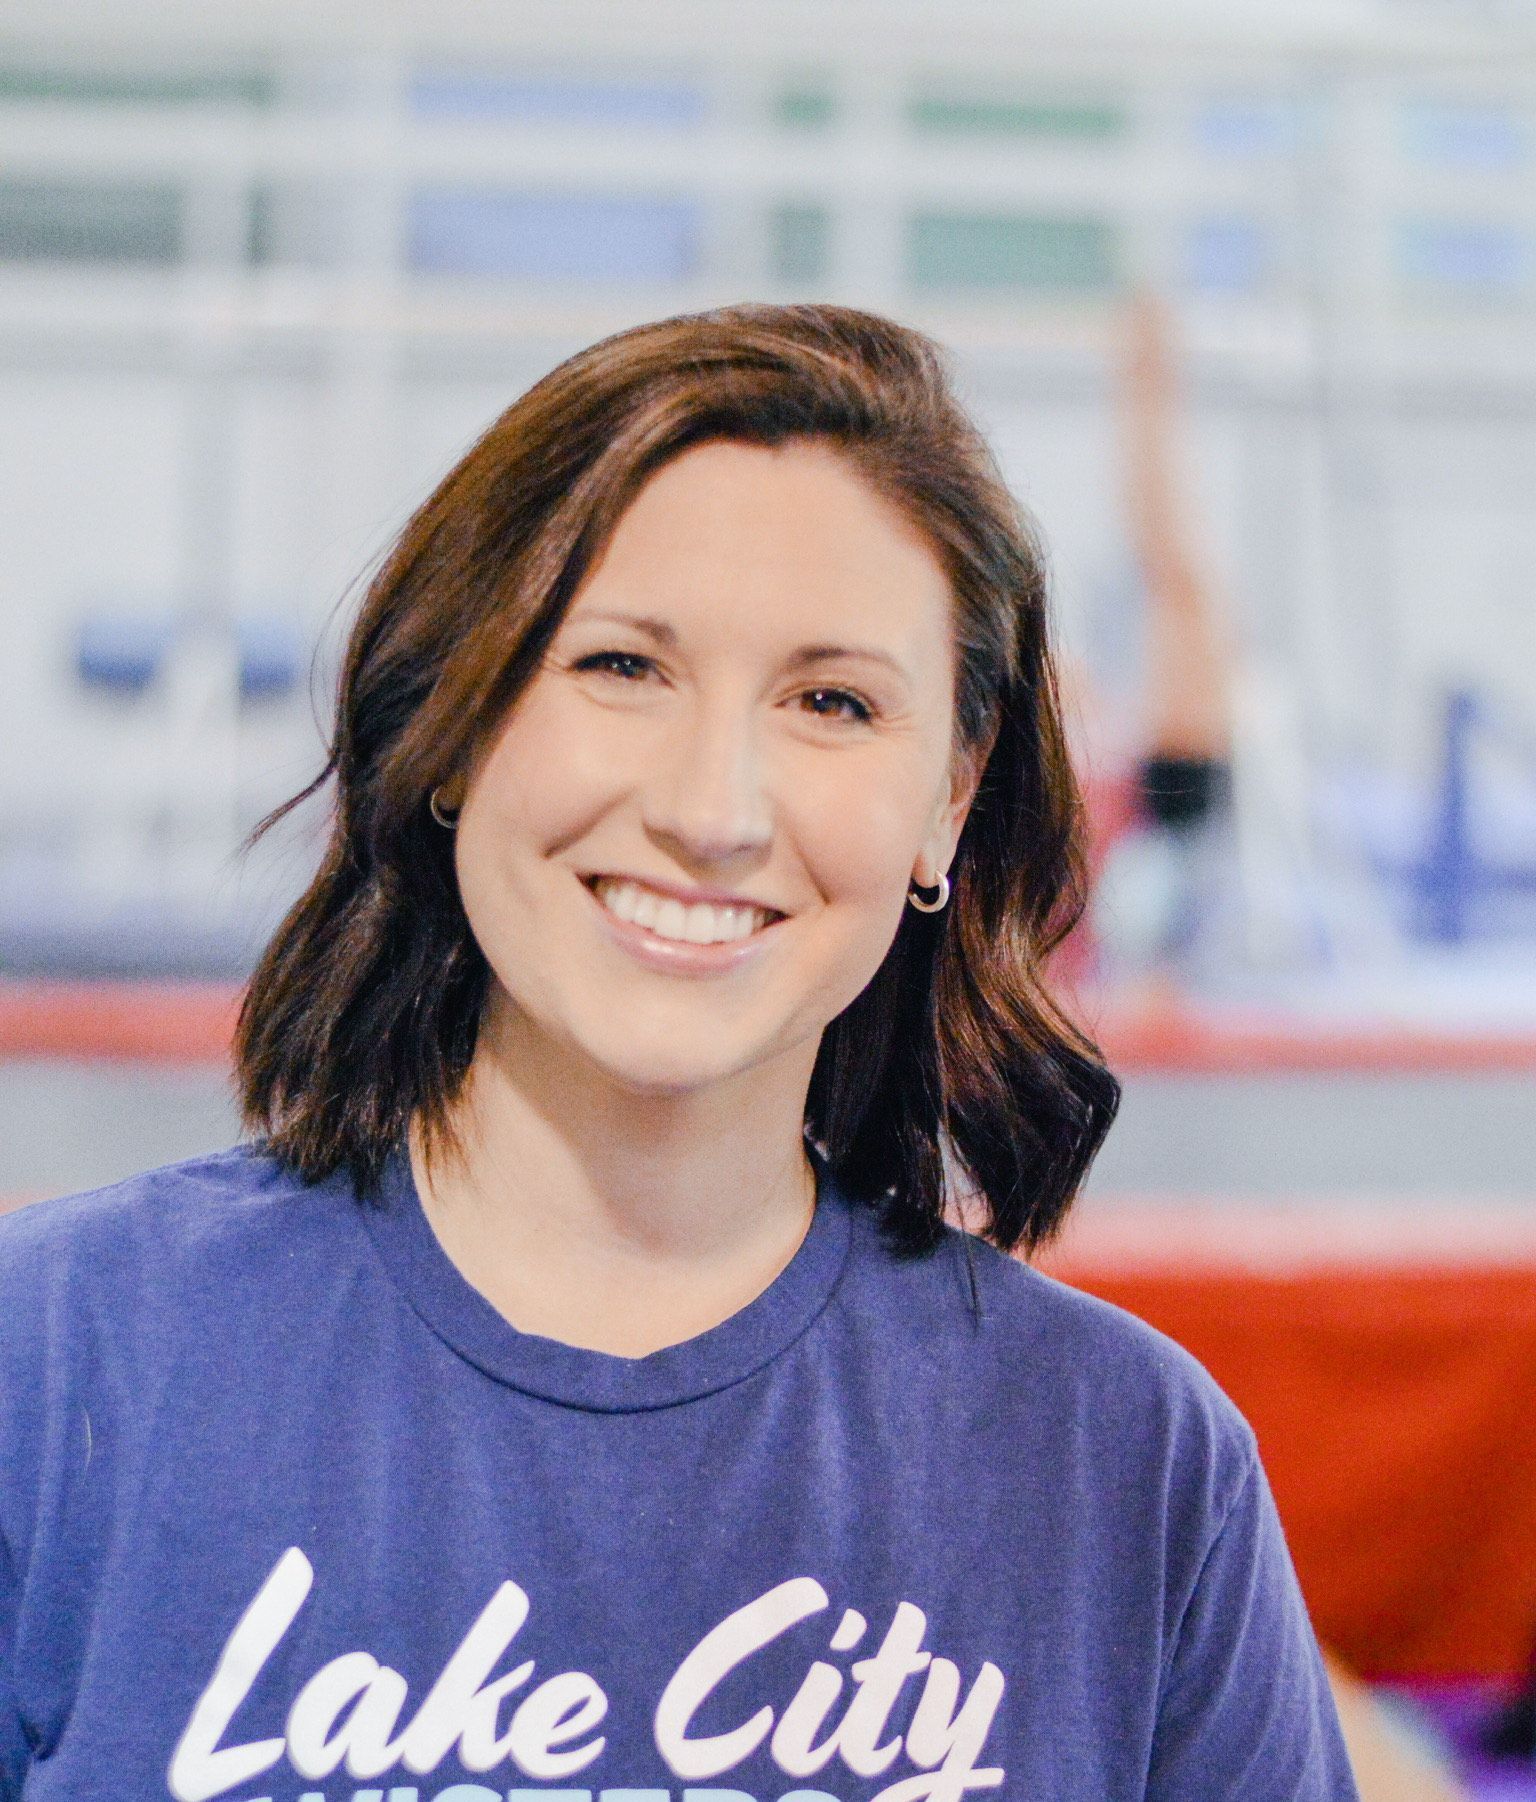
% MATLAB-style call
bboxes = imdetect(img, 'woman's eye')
[572,654,872,725]
[573,650,654,681]
[802,686,875,724]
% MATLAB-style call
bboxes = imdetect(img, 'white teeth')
[655,897,688,939]
[592,878,771,945]
[602,879,638,922]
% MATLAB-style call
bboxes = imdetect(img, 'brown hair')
[235,301,1119,1256]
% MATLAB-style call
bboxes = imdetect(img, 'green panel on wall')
[0,180,181,263]
[769,202,830,282]
[774,84,837,129]
[908,94,1126,139]
[0,66,276,106]
[908,211,1118,291]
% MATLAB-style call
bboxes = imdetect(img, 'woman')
[0,303,1356,1801]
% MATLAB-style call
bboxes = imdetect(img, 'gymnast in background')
[1079,291,1241,1003]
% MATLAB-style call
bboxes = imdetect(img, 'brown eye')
[796,684,868,720]
[575,651,654,681]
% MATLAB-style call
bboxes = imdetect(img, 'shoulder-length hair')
[236,301,1119,1257]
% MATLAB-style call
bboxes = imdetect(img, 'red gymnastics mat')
[4,978,1535,1072]
[1042,1199,1536,1683]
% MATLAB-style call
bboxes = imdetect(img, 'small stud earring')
[907,871,950,913]
[429,787,460,830]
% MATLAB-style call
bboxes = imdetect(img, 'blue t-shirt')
[0,1143,1357,1802]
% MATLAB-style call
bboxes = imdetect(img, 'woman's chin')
[566,1013,809,1102]
[583,1040,758,1099]
[479,983,806,1101]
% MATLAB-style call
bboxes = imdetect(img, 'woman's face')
[450,436,983,1100]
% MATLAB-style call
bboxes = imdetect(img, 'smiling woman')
[0,305,1358,1802]
[234,305,1114,1271]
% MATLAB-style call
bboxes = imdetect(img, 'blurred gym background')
[0,1,1533,1793]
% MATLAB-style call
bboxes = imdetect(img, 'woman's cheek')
[468,703,603,848]
[805,767,930,903]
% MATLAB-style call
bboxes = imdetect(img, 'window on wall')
[1185,216,1273,294]
[1192,95,1303,158]
[1401,99,1528,170]
[908,210,1118,293]
[407,190,702,281]
[906,90,1126,141]
[0,180,181,263]
[1398,217,1531,299]
[408,70,706,127]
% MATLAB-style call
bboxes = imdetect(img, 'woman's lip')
[580,872,783,975]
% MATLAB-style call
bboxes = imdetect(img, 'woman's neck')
[407,997,821,1357]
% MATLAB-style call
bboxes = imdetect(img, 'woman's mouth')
[585,875,781,946]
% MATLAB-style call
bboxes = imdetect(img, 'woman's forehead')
[567,439,954,647]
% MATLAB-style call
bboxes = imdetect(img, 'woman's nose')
[641,693,774,864]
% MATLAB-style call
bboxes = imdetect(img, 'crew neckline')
[359,1139,857,1412]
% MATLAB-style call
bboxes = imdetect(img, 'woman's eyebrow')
[573,609,679,646]
[793,641,912,681]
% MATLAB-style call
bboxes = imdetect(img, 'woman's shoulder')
[850,1209,1259,1493]
[0,1145,354,1330]
[971,1226,1230,1388]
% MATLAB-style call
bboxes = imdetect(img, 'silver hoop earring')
[907,871,950,913]
[429,787,459,830]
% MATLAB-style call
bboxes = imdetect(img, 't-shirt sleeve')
[1147,1452,1361,1801]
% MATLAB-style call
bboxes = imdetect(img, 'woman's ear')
[919,726,997,884]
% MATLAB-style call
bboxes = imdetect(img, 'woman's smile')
[579,869,788,976]
[588,873,780,940]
